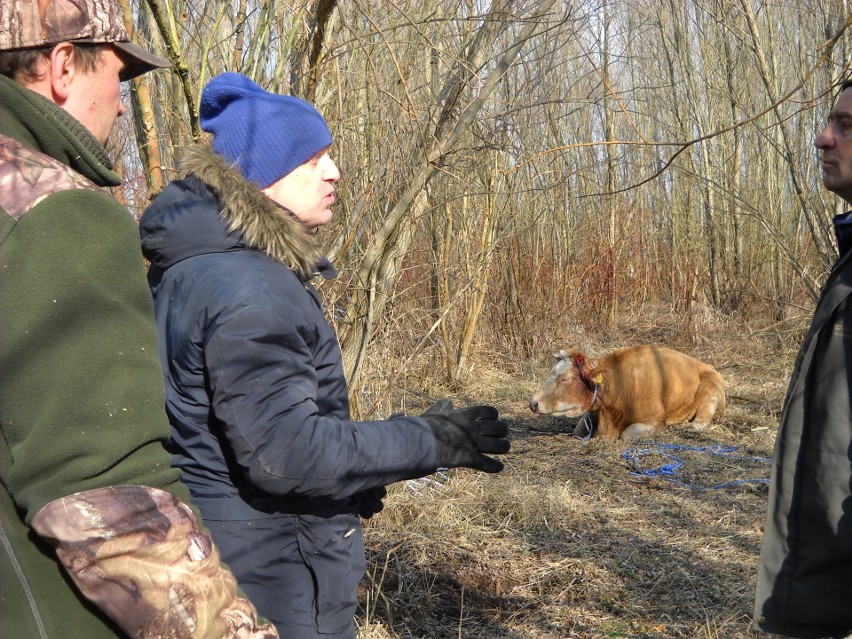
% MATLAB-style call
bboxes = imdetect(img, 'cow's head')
[529,350,600,417]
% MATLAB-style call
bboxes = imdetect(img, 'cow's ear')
[573,354,600,389]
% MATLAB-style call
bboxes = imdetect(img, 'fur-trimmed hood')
[140,142,327,279]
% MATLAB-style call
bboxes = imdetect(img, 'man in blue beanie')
[139,72,511,639]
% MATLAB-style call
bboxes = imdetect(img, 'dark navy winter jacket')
[139,144,438,519]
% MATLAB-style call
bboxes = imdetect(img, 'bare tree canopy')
[113,0,852,399]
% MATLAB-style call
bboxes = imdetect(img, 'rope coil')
[622,442,771,491]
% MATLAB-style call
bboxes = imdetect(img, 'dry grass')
[353,307,794,638]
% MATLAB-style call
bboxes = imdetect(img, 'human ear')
[47,43,78,104]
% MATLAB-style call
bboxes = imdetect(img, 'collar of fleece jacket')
[144,142,326,279]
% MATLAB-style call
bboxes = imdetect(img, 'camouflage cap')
[0,0,170,80]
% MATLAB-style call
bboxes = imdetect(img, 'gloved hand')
[355,486,387,519]
[420,399,510,473]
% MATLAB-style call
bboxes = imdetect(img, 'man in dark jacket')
[754,79,852,639]
[140,72,511,639]
[0,3,276,638]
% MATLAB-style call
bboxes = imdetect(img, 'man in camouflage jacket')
[0,2,276,638]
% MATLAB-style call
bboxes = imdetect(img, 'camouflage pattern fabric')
[0,133,99,221]
[0,0,169,78]
[0,0,129,51]
[32,485,279,639]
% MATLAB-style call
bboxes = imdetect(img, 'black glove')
[420,399,510,473]
[355,486,387,519]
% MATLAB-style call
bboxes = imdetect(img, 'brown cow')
[528,345,725,440]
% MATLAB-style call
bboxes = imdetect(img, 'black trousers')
[206,512,365,639]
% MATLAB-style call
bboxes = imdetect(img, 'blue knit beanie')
[199,73,333,188]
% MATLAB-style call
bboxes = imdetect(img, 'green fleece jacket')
[0,75,276,639]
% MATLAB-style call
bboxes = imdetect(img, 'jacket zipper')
[0,515,48,638]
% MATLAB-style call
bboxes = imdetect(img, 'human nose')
[323,155,340,182]
[815,124,834,150]
[118,100,127,118]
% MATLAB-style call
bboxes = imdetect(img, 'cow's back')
[598,345,721,427]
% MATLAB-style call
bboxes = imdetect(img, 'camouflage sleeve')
[31,485,278,639]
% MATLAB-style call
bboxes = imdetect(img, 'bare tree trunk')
[232,0,248,70]
[602,0,617,325]
[740,0,834,279]
[117,0,164,196]
[722,7,743,298]
[291,0,337,101]
[338,0,559,390]
[452,154,499,381]
[146,0,201,139]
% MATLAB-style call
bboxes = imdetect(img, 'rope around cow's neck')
[572,385,599,441]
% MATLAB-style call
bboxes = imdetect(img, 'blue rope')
[622,442,771,491]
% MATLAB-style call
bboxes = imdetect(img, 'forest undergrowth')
[351,304,797,639]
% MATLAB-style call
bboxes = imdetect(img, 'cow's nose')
[529,401,538,413]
